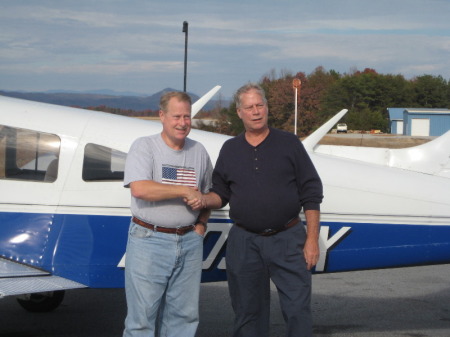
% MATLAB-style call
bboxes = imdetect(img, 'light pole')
[182,21,188,92]
[292,78,301,135]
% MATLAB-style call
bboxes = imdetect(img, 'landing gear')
[17,290,65,312]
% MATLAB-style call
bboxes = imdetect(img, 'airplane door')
[0,125,70,270]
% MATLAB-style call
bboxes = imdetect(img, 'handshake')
[183,187,207,211]
[183,187,221,211]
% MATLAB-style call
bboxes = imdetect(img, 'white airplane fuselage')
[0,95,449,294]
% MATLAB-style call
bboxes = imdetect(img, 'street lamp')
[292,78,301,136]
[182,21,188,92]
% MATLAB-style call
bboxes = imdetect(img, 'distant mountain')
[44,89,148,97]
[0,88,223,111]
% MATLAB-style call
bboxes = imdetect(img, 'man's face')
[237,89,269,132]
[160,97,191,147]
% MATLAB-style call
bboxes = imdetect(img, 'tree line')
[87,67,450,137]
[199,67,450,137]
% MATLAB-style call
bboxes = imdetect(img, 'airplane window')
[82,143,125,181]
[0,125,60,182]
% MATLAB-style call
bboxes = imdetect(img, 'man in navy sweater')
[189,83,323,337]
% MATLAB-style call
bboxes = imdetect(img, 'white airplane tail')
[302,109,348,151]
[387,130,450,177]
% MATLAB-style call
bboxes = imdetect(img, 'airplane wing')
[0,257,86,298]
[191,85,221,118]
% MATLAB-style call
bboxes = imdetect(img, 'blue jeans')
[123,221,204,337]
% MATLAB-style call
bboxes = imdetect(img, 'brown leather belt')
[236,216,300,236]
[132,217,195,235]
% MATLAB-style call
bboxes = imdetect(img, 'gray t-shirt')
[124,133,213,228]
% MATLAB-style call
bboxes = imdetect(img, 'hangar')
[388,108,450,136]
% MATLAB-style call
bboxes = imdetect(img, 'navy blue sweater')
[211,128,323,232]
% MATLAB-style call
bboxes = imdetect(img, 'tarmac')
[0,264,449,337]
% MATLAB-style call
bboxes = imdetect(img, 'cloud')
[1,0,449,98]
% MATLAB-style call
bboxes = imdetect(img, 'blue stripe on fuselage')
[318,221,450,272]
[1,212,449,287]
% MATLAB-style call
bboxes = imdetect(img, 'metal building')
[388,108,404,134]
[388,108,450,136]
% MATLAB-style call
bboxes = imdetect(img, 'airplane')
[0,87,449,313]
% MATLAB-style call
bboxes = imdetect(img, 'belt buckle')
[176,225,194,235]
[261,228,276,236]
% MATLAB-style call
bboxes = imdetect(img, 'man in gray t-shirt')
[122,92,212,337]
[124,134,212,228]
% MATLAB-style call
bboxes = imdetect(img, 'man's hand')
[183,188,204,210]
[303,238,320,270]
[194,222,207,236]
[304,209,321,270]
[185,191,223,211]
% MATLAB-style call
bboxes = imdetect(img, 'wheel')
[17,290,65,312]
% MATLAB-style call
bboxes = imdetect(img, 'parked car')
[337,123,348,133]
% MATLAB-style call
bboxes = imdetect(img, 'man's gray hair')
[233,83,267,109]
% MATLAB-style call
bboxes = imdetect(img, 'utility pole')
[292,78,301,136]
[182,21,188,92]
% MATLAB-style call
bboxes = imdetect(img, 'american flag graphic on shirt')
[162,165,197,187]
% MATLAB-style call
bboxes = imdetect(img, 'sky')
[1,0,449,99]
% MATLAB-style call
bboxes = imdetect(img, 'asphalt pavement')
[1,264,449,337]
